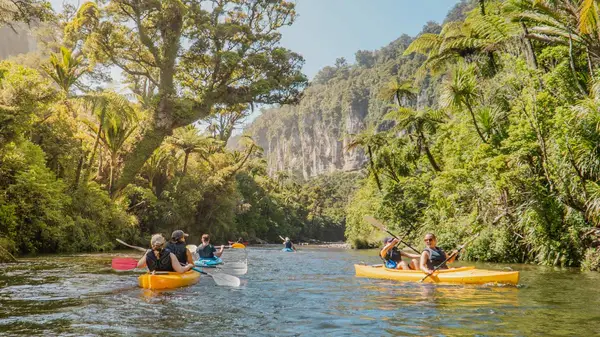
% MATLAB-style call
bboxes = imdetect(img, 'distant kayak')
[282,248,294,252]
[138,271,200,290]
[194,257,223,268]
[354,265,519,285]
[229,241,249,246]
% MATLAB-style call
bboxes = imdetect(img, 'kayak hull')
[282,248,294,252]
[138,271,200,290]
[194,257,223,268]
[229,241,249,246]
[354,265,519,285]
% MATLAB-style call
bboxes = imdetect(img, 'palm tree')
[385,107,444,171]
[83,100,139,194]
[378,79,418,107]
[440,63,488,143]
[347,130,388,191]
[170,125,222,175]
[44,47,85,95]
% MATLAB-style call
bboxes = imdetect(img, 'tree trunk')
[521,22,538,69]
[109,154,117,196]
[86,121,103,181]
[113,125,171,195]
[183,151,190,176]
[568,32,587,95]
[367,145,382,191]
[419,131,441,172]
[479,0,485,15]
[465,102,488,143]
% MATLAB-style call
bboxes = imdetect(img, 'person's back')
[284,240,293,249]
[196,243,216,259]
[166,241,188,264]
[146,247,174,272]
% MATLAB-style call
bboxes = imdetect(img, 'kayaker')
[380,237,420,270]
[283,237,296,251]
[420,233,458,274]
[166,230,194,265]
[137,234,194,273]
[196,234,224,259]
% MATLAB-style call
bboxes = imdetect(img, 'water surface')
[0,247,597,336]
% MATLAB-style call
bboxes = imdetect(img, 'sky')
[49,0,460,80]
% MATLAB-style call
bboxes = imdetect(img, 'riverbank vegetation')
[341,0,600,270]
[0,0,350,261]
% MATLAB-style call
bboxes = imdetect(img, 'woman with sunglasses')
[419,233,458,275]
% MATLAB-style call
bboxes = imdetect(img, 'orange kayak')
[138,271,200,290]
[354,265,519,285]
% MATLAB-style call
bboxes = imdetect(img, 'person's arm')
[170,254,193,273]
[446,250,458,264]
[401,250,421,259]
[137,251,148,268]
[292,243,296,251]
[186,249,194,264]
[214,245,224,257]
[379,238,399,259]
[420,251,432,274]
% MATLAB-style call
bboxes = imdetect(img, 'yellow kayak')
[354,265,519,285]
[138,271,201,290]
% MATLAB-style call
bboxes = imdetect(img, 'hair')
[151,234,166,250]
[424,233,437,240]
[202,234,210,241]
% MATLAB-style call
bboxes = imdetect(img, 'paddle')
[418,233,480,283]
[363,216,420,254]
[112,257,139,271]
[116,239,241,287]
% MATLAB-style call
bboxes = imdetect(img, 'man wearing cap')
[380,237,420,270]
[167,230,194,265]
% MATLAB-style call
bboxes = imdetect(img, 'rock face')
[0,25,37,60]
[245,32,441,180]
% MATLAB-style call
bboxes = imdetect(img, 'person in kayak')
[166,230,194,265]
[420,233,458,274]
[196,234,224,259]
[380,237,420,270]
[137,234,194,273]
[283,237,296,251]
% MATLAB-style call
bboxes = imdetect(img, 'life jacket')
[384,247,403,263]
[285,241,293,249]
[145,248,174,272]
[196,244,215,259]
[423,247,448,270]
[166,241,187,264]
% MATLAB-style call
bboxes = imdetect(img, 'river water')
[0,246,598,336]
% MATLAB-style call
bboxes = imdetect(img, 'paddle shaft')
[364,216,419,254]
[419,234,480,283]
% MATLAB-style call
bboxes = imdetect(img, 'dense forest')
[0,0,355,262]
[249,0,600,271]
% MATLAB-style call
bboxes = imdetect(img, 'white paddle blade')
[225,261,247,269]
[218,264,248,275]
[205,270,241,287]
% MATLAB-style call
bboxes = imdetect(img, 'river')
[0,246,598,336]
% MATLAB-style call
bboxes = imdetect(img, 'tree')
[170,125,222,175]
[0,0,52,31]
[78,0,307,194]
[44,47,86,95]
[206,104,251,144]
[347,131,388,191]
[379,78,418,107]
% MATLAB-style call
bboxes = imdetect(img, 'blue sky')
[50,0,460,80]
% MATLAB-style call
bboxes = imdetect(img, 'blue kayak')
[194,256,223,268]
[282,248,294,252]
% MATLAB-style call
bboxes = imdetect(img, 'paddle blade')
[218,264,248,276]
[226,261,247,269]
[194,268,240,287]
[112,258,138,271]
[363,216,386,231]
[231,243,246,249]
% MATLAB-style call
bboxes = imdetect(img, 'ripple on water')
[0,248,598,336]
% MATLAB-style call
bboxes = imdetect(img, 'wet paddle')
[418,233,480,283]
[116,239,241,287]
[112,257,138,271]
[363,216,420,254]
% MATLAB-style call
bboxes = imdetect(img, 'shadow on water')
[0,248,598,336]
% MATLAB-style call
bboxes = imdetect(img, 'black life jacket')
[145,248,174,272]
[384,247,402,262]
[196,244,215,259]
[285,241,293,249]
[166,241,187,264]
[423,247,448,270]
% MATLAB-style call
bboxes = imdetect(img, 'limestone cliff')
[245,27,442,180]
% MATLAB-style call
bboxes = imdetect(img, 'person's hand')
[392,238,400,244]
[451,250,459,256]
[220,245,224,249]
